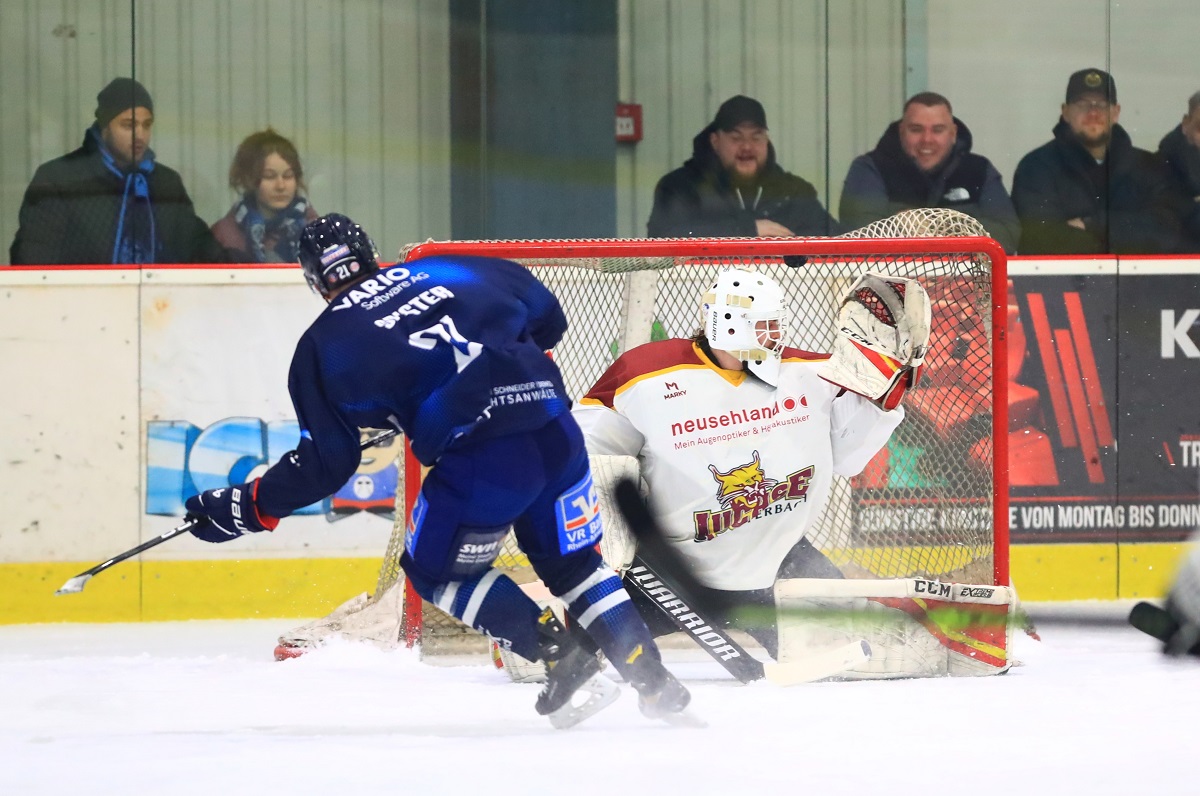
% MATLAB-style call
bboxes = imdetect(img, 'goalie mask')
[298,213,381,299]
[702,268,788,386]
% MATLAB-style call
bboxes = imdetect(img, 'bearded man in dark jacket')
[1157,91,1200,253]
[9,78,228,265]
[838,92,1019,253]
[646,95,842,238]
[1012,69,1181,255]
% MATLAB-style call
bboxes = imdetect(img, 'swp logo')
[146,417,398,520]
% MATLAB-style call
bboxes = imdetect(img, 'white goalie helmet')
[702,268,788,386]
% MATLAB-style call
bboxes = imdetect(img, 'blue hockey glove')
[184,480,279,543]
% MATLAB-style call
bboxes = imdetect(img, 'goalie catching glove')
[818,272,931,411]
[185,480,279,543]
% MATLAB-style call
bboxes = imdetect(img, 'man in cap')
[1011,68,1180,254]
[839,92,1019,253]
[646,94,842,238]
[9,77,228,265]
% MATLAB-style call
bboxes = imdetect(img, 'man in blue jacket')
[647,95,842,238]
[1012,68,1181,254]
[839,92,1019,253]
[181,214,693,729]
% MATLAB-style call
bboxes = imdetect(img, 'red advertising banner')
[1009,265,1200,543]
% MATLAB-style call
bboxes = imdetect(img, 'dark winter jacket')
[9,127,228,265]
[838,118,1020,253]
[1012,119,1181,255]
[646,124,842,238]
[1157,124,1200,252]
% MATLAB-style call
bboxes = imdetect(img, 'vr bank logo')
[146,417,397,519]
[1162,309,1200,358]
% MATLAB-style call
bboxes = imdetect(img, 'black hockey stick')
[1129,601,1177,644]
[54,518,201,595]
[1128,600,1200,656]
[623,555,765,684]
[55,428,400,595]
[614,478,869,685]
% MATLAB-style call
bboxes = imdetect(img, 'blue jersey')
[256,254,571,519]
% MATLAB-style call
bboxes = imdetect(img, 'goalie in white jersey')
[573,267,925,660]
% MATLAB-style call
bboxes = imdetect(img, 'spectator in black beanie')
[9,77,228,265]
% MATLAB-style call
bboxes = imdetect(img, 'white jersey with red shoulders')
[573,338,903,590]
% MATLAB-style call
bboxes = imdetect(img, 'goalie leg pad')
[775,578,1016,679]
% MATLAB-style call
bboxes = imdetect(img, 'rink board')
[1,259,1199,622]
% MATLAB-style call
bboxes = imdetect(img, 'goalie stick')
[613,478,870,685]
[623,558,762,684]
[55,428,400,596]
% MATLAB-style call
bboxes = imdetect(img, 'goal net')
[276,209,1009,661]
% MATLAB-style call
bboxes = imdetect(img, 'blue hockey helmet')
[297,213,381,298]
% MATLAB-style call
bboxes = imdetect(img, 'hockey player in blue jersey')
[182,213,693,728]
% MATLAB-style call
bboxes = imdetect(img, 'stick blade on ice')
[55,574,93,595]
[763,640,872,686]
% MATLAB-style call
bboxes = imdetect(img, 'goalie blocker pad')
[775,577,1016,679]
[818,273,931,411]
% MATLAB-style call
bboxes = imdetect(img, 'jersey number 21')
[409,315,483,373]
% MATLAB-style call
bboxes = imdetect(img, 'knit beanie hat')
[95,78,154,128]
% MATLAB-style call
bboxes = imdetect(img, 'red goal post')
[275,210,1009,659]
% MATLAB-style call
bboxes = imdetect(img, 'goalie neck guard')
[702,268,788,386]
[297,213,381,299]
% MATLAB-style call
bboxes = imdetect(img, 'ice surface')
[1,601,1196,795]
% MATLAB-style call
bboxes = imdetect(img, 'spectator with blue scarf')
[8,78,227,266]
[211,129,318,262]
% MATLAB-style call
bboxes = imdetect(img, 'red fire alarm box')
[615,102,643,143]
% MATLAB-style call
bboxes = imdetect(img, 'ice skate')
[533,609,619,729]
[626,648,705,728]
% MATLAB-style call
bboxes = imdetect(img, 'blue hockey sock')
[560,565,660,677]
[431,569,542,661]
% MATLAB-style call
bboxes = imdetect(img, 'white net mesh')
[838,207,991,240]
